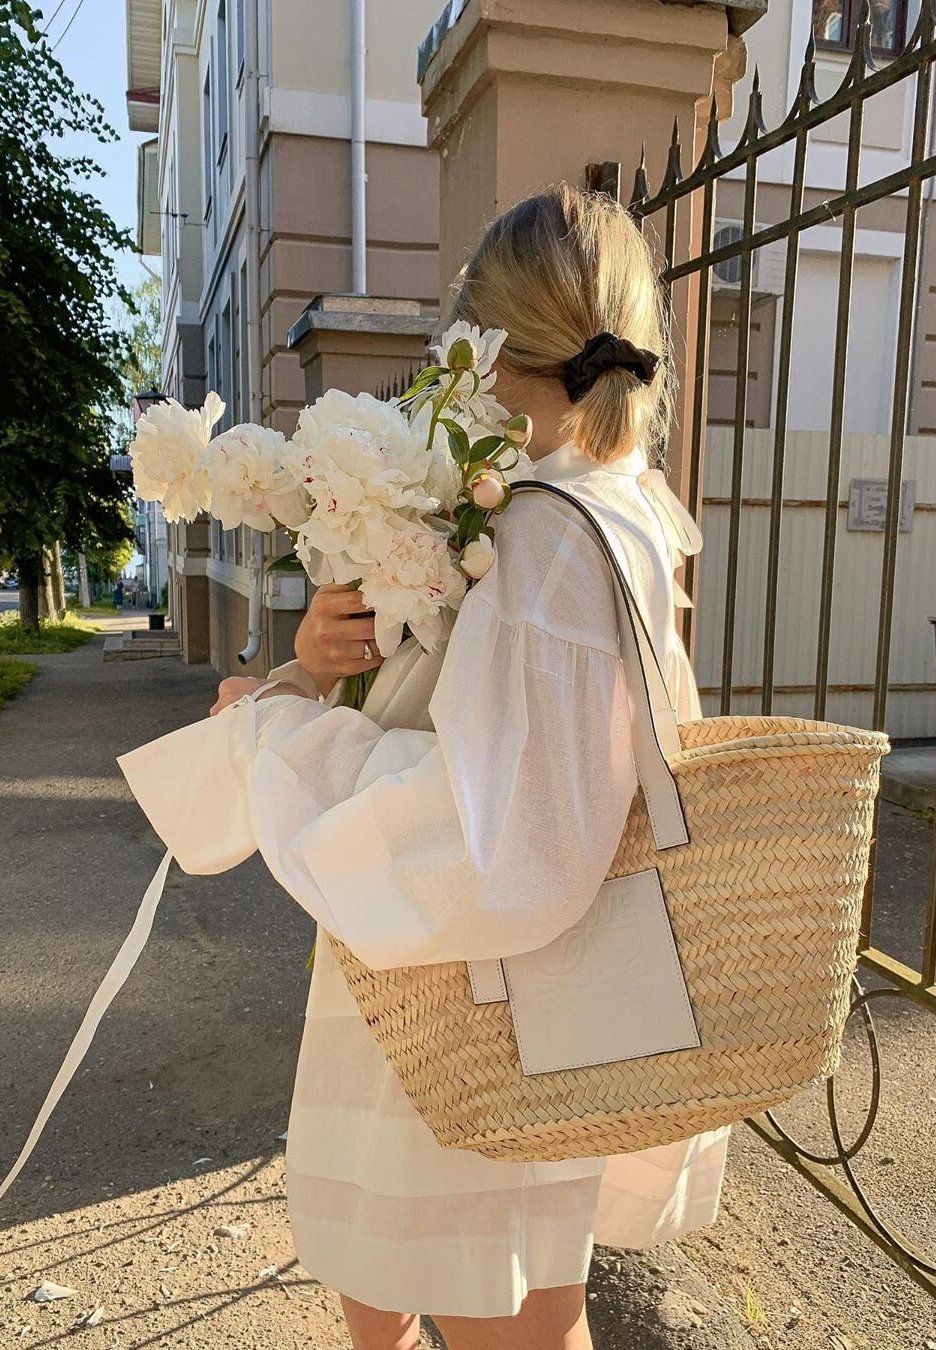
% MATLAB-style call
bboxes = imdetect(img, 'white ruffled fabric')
[118,442,728,1319]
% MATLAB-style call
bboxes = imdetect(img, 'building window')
[215,0,229,165]
[202,68,213,220]
[221,299,233,412]
[239,261,250,418]
[235,0,245,77]
[813,0,907,55]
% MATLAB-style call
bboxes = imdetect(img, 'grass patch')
[67,597,120,616]
[0,611,97,654]
[0,657,38,707]
[739,1281,769,1331]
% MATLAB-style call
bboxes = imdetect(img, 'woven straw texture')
[329,715,889,1162]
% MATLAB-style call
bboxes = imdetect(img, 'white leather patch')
[467,957,508,1004]
[502,869,700,1077]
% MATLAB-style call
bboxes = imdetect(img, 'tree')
[0,1,134,628]
[112,274,162,447]
[64,505,136,596]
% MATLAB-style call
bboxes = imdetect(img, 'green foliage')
[442,418,471,468]
[63,502,136,585]
[0,0,135,567]
[112,274,162,446]
[0,611,96,653]
[0,655,37,706]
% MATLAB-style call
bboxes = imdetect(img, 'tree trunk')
[17,552,42,631]
[37,547,58,621]
[51,541,66,613]
[77,552,91,608]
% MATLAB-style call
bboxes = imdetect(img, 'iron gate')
[589,0,936,1295]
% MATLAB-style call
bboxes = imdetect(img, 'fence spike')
[924,0,936,40]
[739,65,766,147]
[905,0,935,48]
[781,27,819,122]
[842,0,875,85]
[701,91,722,167]
[663,116,684,189]
[629,142,650,209]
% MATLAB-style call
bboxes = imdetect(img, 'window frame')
[202,66,213,222]
[235,0,245,84]
[813,0,908,57]
[215,0,229,168]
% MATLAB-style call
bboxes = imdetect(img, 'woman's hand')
[294,583,384,698]
[209,676,305,716]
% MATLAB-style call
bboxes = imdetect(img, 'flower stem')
[426,372,460,450]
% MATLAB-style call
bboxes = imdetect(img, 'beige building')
[128,0,933,735]
[127,0,442,674]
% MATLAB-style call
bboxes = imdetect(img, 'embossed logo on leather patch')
[503,869,700,1076]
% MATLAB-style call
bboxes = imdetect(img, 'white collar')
[529,441,703,568]
[532,441,648,484]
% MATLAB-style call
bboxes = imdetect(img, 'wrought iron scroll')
[591,0,936,1295]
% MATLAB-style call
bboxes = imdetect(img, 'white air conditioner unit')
[711,220,786,297]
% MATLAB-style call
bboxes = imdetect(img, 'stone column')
[288,295,436,405]
[174,518,211,665]
[419,0,757,509]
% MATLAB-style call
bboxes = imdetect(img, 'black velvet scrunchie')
[562,332,660,404]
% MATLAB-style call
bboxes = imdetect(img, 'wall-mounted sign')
[847,479,915,533]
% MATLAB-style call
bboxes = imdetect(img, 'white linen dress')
[120,441,730,1319]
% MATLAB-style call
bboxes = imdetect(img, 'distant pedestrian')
[113,579,124,610]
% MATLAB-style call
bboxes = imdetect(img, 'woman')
[128,185,729,1349]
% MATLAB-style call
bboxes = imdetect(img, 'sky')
[36,0,156,292]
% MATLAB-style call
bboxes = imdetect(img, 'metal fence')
[590,0,936,1294]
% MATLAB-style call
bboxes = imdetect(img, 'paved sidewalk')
[0,639,932,1348]
[0,639,758,1348]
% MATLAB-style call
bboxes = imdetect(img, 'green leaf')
[467,435,504,463]
[267,553,305,573]
[442,418,471,467]
[455,505,485,546]
[400,365,446,400]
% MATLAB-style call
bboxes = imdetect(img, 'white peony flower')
[201,424,309,532]
[463,370,511,427]
[460,534,495,579]
[360,521,467,657]
[431,322,506,378]
[129,393,224,523]
[406,401,462,513]
[293,390,442,584]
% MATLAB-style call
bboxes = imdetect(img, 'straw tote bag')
[328,481,889,1163]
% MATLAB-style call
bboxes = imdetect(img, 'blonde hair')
[449,183,671,465]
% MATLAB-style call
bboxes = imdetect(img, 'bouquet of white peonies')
[129,323,534,707]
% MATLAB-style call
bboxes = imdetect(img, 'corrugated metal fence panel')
[694,429,936,738]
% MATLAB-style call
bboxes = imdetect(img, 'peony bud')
[460,534,495,580]
[503,413,533,448]
[471,473,506,510]
[446,337,478,371]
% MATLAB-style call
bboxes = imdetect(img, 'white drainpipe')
[238,0,264,665]
[350,0,367,294]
